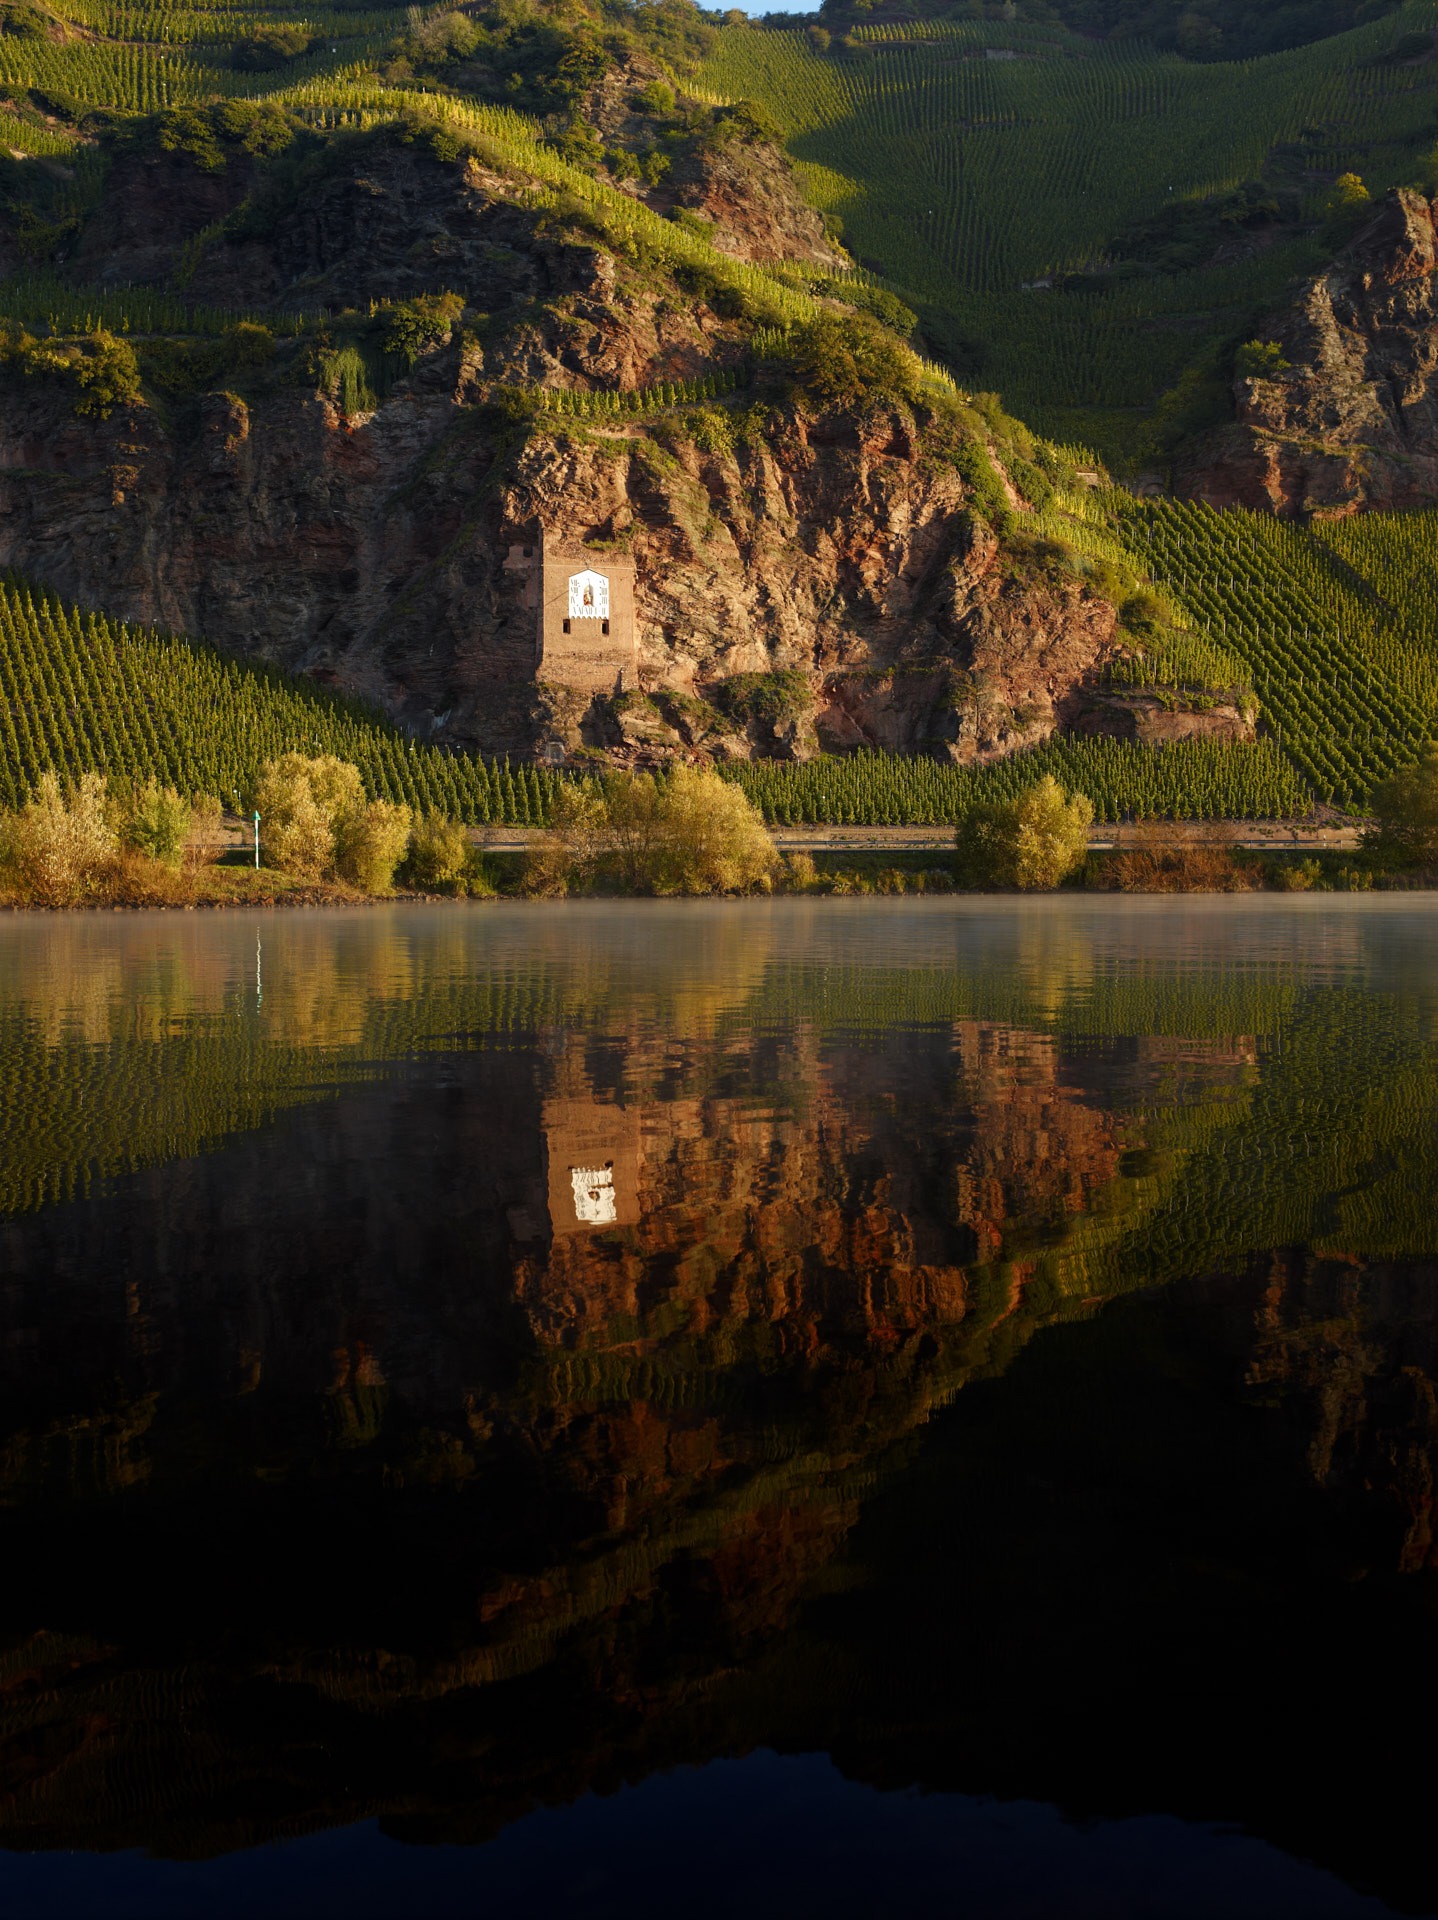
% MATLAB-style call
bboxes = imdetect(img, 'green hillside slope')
[700,4,1438,450]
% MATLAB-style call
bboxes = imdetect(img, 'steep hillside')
[0,0,1435,812]
[701,3,1438,458]
[0,48,1254,778]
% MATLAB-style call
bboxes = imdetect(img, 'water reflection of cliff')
[0,904,1435,1906]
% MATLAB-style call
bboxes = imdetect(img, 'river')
[0,898,1434,1919]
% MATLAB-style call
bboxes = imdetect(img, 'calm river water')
[0,898,1435,1919]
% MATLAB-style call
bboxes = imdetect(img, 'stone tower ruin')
[531,536,638,695]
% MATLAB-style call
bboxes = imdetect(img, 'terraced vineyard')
[0,3,385,120]
[1316,505,1438,661]
[701,3,1438,439]
[724,736,1307,824]
[1119,500,1438,807]
[0,579,565,823]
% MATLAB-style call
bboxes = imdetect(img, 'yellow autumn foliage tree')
[527,766,778,895]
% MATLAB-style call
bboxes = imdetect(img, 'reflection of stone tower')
[535,535,638,695]
[542,1095,642,1235]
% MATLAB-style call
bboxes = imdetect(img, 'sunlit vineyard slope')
[700,4,1438,447]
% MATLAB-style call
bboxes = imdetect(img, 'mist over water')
[0,899,1434,1918]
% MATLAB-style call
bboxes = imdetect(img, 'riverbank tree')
[526,766,779,895]
[955,776,1094,889]
[0,772,117,906]
[0,773,214,905]
[255,753,411,893]
[1365,749,1438,866]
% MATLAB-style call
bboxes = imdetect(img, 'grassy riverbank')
[0,858,396,911]
[6,842,1430,909]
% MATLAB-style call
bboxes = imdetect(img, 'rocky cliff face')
[0,126,1133,761]
[513,426,1121,762]
[1177,189,1438,516]
[577,57,843,270]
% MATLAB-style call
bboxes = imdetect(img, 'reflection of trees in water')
[4,901,1437,1225]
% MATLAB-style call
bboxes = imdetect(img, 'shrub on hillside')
[380,292,465,367]
[140,323,274,395]
[1321,171,1373,245]
[16,329,141,418]
[709,669,812,729]
[677,405,735,456]
[1,772,116,905]
[841,283,918,339]
[1324,171,1371,215]
[956,775,1093,890]
[786,313,919,411]
[232,24,310,69]
[701,100,784,149]
[1235,339,1290,380]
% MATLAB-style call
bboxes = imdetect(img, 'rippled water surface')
[0,898,1435,1919]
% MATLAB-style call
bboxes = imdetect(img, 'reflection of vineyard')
[4,904,1437,1263]
[0,904,1436,1867]
[0,1002,1158,1853]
